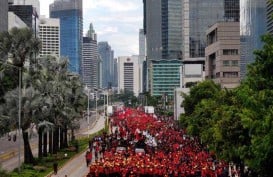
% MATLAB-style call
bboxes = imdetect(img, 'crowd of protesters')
[86,107,230,177]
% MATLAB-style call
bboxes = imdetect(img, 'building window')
[223,72,238,78]
[223,60,230,66]
[223,49,238,55]
[231,60,239,66]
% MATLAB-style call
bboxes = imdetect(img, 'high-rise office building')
[9,0,39,32]
[82,23,100,89]
[205,22,240,89]
[113,58,118,88]
[39,17,60,57]
[0,1,9,32]
[144,0,240,90]
[224,0,240,21]
[266,0,273,34]
[162,0,182,59]
[139,29,146,93]
[50,0,83,74]
[143,0,162,60]
[118,56,140,96]
[98,42,114,88]
[8,11,27,30]
[12,0,40,15]
[181,0,240,87]
[143,0,182,60]
[148,59,182,97]
[240,0,266,79]
[181,0,225,60]
[9,5,34,28]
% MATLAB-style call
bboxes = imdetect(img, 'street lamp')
[106,89,109,126]
[18,67,22,172]
[84,85,91,137]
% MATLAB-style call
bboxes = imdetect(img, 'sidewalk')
[48,115,105,177]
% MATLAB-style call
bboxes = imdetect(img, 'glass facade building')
[98,42,114,88]
[148,59,182,97]
[9,5,34,28]
[266,0,273,34]
[0,1,8,32]
[162,0,182,59]
[82,37,100,89]
[143,0,162,60]
[224,0,240,21]
[181,0,225,60]
[50,0,83,74]
[143,0,182,60]
[240,0,266,79]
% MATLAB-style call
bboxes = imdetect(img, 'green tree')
[0,27,41,164]
[239,34,273,176]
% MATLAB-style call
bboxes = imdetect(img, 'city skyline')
[40,0,143,58]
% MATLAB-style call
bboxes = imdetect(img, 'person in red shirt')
[85,150,91,166]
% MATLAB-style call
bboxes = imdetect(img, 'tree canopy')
[179,34,273,177]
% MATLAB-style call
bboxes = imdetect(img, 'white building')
[118,56,140,97]
[38,17,60,57]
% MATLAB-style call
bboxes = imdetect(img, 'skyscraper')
[9,0,39,34]
[266,0,273,34]
[0,1,8,32]
[9,5,34,28]
[98,42,114,88]
[139,29,146,93]
[143,0,162,60]
[39,17,60,57]
[181,0,225,60]
[240,0,266,79]
[50,0,83,74]
[118,56,140,96]
[162,0,182,59]
[82,23,100,89]
[143,0,182,60]
[180,0,240,87]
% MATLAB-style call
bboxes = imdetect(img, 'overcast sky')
[40,0,143,57]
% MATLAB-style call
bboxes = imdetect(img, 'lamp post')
[106,90,109,125]
[95,90,98,121]
[84,85,90,137]
[103,92,106,119]
[18,67,22,172]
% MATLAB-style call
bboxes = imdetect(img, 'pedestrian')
[85,150,90,166]
[87,150,92,166]
[53,162,58,175]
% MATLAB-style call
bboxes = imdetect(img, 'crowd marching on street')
[85,107,237,177]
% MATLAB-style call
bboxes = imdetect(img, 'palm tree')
[4,85,41,163]
[0,27,41,164]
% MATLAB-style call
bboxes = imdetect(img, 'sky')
[40,0,143,57]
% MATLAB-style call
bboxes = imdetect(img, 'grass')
[8,128,107,177]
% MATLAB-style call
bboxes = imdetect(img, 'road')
[49,114,106,177]
[0,110,99,172]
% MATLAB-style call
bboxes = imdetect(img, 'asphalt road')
[0,110,99,172]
